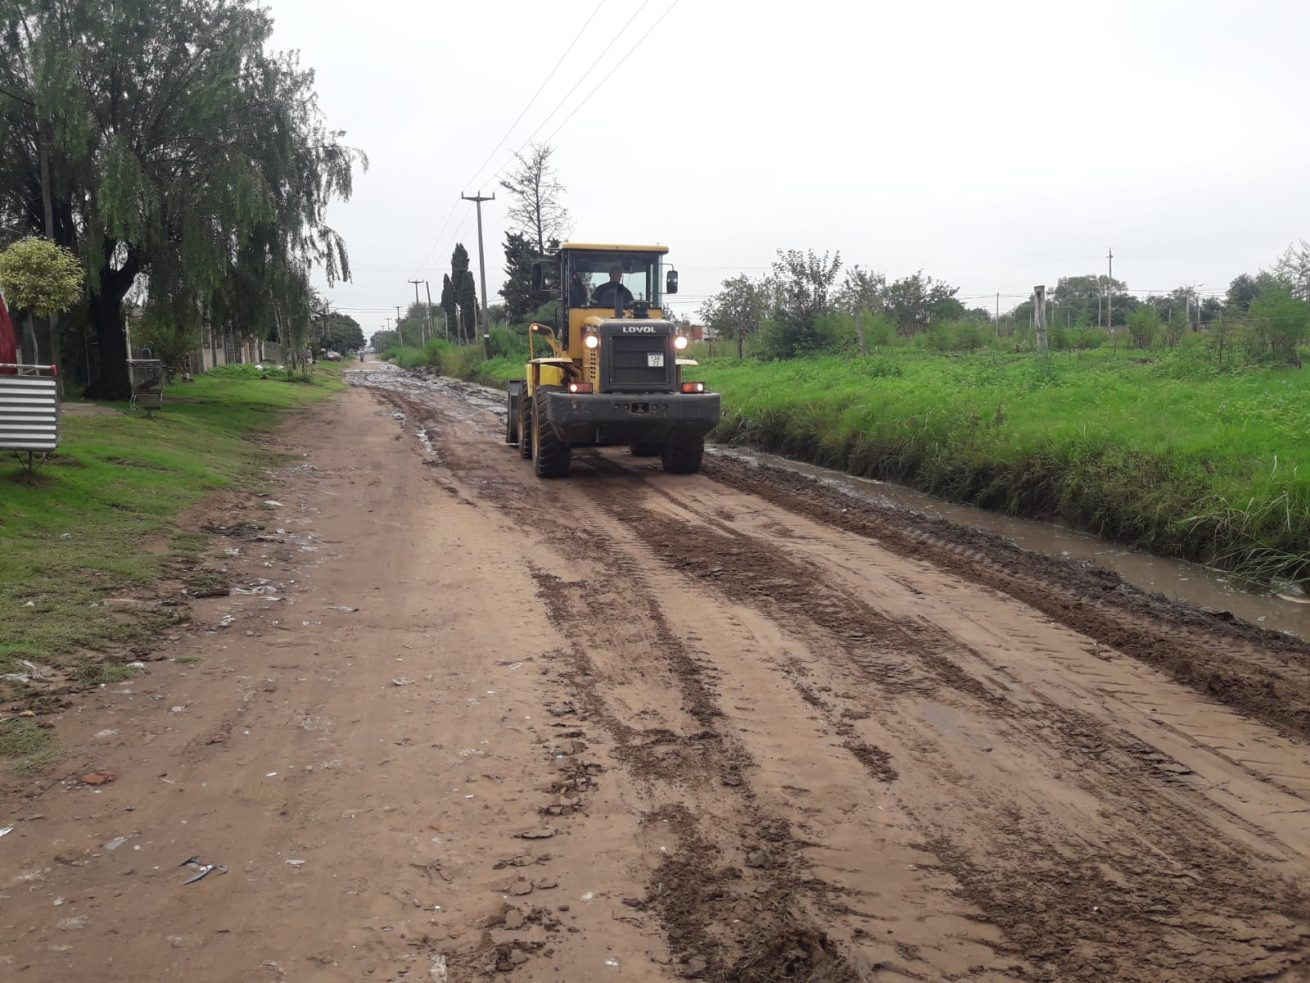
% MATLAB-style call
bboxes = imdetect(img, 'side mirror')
[665,269,679,295]
[531,263,544,291]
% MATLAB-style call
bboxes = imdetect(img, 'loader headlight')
[584,333,599,349]
[673,335,689,351]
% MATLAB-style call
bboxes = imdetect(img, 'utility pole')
[423,280,439,340]
[462,191,495,358]
[407,280,426,345]
[995,292,1000,337]
[1106,246,1114,334]
[394,306,403,345]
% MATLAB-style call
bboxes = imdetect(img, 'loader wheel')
[661,434,704,475]
[532,386,571,478]
[506,394,519,445]
[518,391,533,459]
[630,442,662,457]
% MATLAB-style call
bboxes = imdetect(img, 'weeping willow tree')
[0,0,362,398]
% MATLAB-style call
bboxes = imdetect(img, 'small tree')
[1249,286,1309,366]
[1126,305,1159,349]
[0,237,84,364]
[700,275,766,359]
[834,265,886,355]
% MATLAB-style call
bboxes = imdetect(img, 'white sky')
[265,0,1310,332]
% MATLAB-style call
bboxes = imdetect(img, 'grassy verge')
[0,362,342,721]
[699,344,1310,584]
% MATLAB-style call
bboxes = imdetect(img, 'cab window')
[566,252,660,309]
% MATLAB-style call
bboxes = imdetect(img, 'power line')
[543,0,681,144]
[412,1,634,278]
[500,0,653,162]
[460,0,608,195]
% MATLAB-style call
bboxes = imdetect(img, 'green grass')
[0,718,61,773]
[0,365,341,681]
[697,343,1310,583]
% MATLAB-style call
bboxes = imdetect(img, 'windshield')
[565,251,661,309]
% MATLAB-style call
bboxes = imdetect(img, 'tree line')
[699,242,1310,367]
[0,0,362,397]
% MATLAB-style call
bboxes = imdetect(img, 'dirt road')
[5,364,1310,982]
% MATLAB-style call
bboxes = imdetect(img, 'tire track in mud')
[528,561,865,981]
[373,385,872,977]
[589,488,1310,981]
[703,454,1310,742]
[365,372,1310,979]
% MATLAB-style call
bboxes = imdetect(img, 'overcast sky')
[265,0,1310,334]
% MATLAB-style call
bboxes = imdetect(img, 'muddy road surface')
[5,364,1310,982]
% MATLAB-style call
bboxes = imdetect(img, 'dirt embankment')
[3,365,1309,982]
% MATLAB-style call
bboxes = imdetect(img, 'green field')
[0,364,342,692]
[699,345,1310,583]
[395,339,1310,584]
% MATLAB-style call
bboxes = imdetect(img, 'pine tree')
[440,275,457,341]
[451,244,477,341]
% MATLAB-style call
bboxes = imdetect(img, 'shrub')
[1248,286,1310,366]
[1127,306,1159,349]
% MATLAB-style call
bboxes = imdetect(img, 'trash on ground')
[103,834,138,851]
[285,859,306,867]
[391,677,412,687]
[0,826,13,838]
[79,769,117,786]
[180,858,228,885]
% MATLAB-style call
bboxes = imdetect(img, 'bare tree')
[499,143,572,255]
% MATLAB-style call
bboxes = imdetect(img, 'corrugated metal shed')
[0,371,61,452]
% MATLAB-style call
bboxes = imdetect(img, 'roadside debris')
[0,825,13,838]
[391,677,413,687]
[78,769,117,786]
[179,856,227,885]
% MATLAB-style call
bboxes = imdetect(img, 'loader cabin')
[545,244,677,353]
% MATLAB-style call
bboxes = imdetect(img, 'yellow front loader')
[505,243,719,478]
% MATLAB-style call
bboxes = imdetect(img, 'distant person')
[591,264,633,309]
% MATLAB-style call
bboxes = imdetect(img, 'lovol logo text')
[622,325,659,334]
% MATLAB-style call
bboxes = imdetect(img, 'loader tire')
[630,442,662,457]
[518,389,533,459]
[506,394,519,445]
[661,434,704,474]
[532,386,571,478]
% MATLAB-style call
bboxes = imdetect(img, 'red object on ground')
[0,293,17,371]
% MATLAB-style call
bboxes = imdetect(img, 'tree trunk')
[737,330,744,361]
[855,310,867,356]
[88,288,130,399]
[85,244,140,401]
[24,313,40,364]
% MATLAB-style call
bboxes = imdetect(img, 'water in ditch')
[712,447,1310,641]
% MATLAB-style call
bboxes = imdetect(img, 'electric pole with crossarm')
[462,191,495,357]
